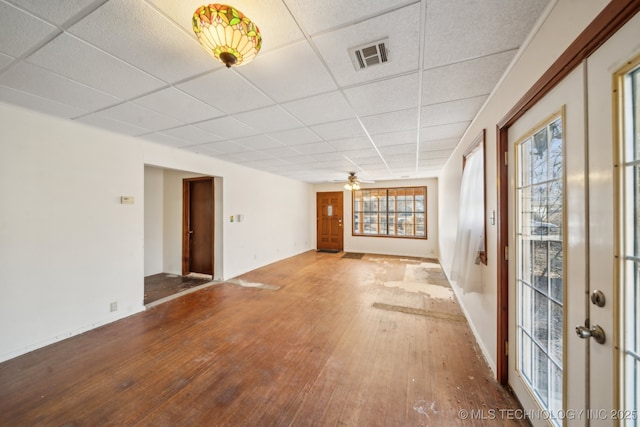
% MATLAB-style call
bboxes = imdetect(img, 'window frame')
[351,186,427,239]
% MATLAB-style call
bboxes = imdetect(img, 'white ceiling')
[0,0,550,183]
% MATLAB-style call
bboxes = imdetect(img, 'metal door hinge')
[504,246,508,261]
[505,341,509,356]
[504,151,508,166]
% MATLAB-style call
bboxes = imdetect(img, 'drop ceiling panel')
[419,149,453,159]
[268,127,321,145]
[360,108,418,135]
[379,143,416,156]
[96,102,184,132]
[232,105,302,133]
[67,0,215,83]
[341,147,383,160]
[422,51,515,105]
[283,155,321,167]
[282,91,355,126]
[420,95,487,127]
[0,86,84,119]
[310,119,365,140]
[371,129,417,147]
[26,34,166,100]
[195,116,258,140]
[327,137,371,151]
[421,122,470,142]
[419,138,459,151]
[311,151,350,163]
[201,141,249,155]
[312,3,420,87]
[133,87,224,124]
[181,145,221,156]
[286,0,416,37]
[0,62,120,111]
[423,0,550,69]
[230,150,276,163]
[6,0,100,26]
[0,53,13,69]
[148,0,305,53]
[344,73,419,117]
[238,41,337,103]
[161,125,221,145]
[354,156,387,166]
[177,69,274,115]
[260,146,303,159]
[241,157,290,169]
[293,141,339,155]
[234,135,283,150]
[0,2,57,57]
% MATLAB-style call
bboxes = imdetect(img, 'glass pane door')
[620,62,640,424]
[516,114,564,425]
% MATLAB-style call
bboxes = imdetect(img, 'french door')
[508,12,640,426]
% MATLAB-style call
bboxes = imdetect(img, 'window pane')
[621,65,640,420]
[517,115,563,421]
[532,128,548,184]
[351,187,426,238]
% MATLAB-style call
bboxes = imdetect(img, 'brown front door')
[182,177,214,275]
[316,191,343,252]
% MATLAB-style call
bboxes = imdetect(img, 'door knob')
[575,323,606,344]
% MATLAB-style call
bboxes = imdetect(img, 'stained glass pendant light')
[192,4,262,68]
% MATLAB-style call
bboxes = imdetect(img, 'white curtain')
[450,147,485,293]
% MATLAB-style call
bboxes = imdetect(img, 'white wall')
[0,102,145,362]
[437,0,609,371]
[0,102,315,362]
[143,142,315,280]
[314,178,439,258]
[144,166,164,276]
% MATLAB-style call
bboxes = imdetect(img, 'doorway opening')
[143,166,223,306]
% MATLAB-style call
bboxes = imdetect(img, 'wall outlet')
[110,301,118,312]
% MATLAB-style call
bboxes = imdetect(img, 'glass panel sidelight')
[620,64,640,425]
[516,114,564,425]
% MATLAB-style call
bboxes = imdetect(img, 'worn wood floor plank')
[0,251,524,426]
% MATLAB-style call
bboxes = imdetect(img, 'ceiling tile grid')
[0,0,551,183]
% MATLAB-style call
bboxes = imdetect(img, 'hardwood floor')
[0,251,525,426]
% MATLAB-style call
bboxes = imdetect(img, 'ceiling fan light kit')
[343,172,373,191]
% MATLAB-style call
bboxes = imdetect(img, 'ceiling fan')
[339,172,374,190]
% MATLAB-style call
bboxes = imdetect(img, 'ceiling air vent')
[349,38,389,71]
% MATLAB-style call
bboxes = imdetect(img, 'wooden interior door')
[316,192,343,252]
[183,177,214,276]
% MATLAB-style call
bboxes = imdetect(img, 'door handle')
[575,323,606,344]
[189,230,194,234]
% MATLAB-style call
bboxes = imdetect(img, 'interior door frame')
[182,176,215,276]
[495,0,640,384]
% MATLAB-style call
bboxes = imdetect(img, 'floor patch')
[226,279,280,291]
[342,252,364,259]
[372,302,466,322]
